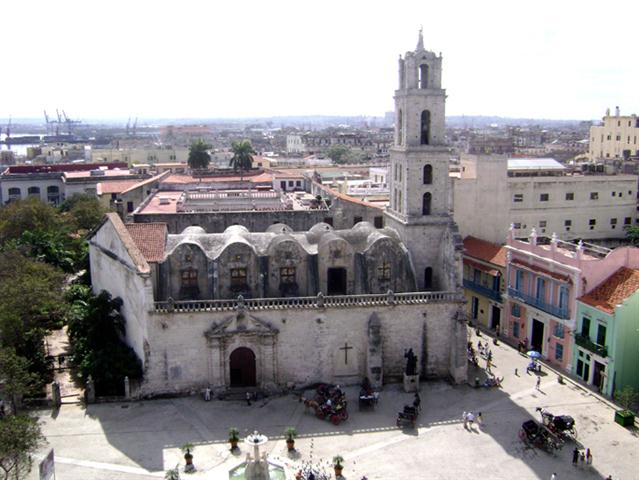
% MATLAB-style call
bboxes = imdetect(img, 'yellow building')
[463,237,507,333]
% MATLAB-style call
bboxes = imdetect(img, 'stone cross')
[339,342,353,364]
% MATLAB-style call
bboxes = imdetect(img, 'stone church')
[88,32,467,396]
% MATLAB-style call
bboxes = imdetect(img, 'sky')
[3,0,638,121]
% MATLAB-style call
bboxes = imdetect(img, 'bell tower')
[385,30,460,292]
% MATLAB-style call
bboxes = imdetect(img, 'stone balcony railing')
[153,290,464,314]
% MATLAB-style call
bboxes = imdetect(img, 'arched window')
[424,267,433,290]
[422,192,431,215]
[27,186,40,197]
[419,64,429,89]
[421,110,430,145]
[423,164,432,184]
[47,185,60,205]
[8,188,21,201]
[397,109,403,145]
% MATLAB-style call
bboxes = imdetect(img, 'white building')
[454,155,638,244]
[589,107,639,161]
[286,134,305,154]
[86,32,468,396]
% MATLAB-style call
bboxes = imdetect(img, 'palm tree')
[229,140,256,179]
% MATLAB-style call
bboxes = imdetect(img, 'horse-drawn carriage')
[301,384,349,425]
[537,407,577,440]
[519,419,563,453]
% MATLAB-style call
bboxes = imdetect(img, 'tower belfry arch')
[385,30,458,292]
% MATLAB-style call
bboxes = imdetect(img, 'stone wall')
[140,298,466,395]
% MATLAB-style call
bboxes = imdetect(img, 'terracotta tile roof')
[101,213,150,274]
[579,267,639,314]
[463,236,507,267]
[125,223,167,263]
[97,180,141,195]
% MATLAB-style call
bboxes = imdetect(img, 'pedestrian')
[487,349,492,361]
[204,387,211,401]
[572,447,579,465]
[477,412,483,426]
[579,451,585,466]
[515,368,518,376]
[462,411,468,428]
[535,376,541,390]
[246,391,252,406]
[586,448,592,465]
[486,358,492,373]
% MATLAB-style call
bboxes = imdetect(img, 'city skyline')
[3,0,638,121]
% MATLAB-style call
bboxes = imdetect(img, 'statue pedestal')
[403,373,419,393]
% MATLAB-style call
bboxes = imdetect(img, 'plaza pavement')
[28,331,638,480]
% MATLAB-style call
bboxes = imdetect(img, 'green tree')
[0,414,44,480]
[7,230,76,273]
[67,289,142,395]
[624,225,639,246]
[326,144,351,164]
[0,198,62,244]
[187,139,211,170]
[229,140,256,174]
[0,349,39,414]
[0,251,67,387]
[59,194,107,231]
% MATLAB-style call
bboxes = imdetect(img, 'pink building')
[504,227,639,371]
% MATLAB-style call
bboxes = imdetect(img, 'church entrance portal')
[327,268,347,295]
[229,347,256,387]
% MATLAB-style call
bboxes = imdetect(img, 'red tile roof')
[579,267,639,314]
[463,236,507,267]
[97,180,141,195]
[125,223,167,263]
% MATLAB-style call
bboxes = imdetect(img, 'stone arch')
[419,64,429,88]
[424,267,433,290]
[166,242,209,300]
[422,192,431,215]
[423,164,432,185]
[229,347,256,387]
[266,236,309,297]
[421,110,431,145]
[217,240,260,299]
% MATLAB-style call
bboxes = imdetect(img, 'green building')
[576,267,639,397]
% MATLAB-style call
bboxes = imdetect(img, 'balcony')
[575,333,608,358]
[508,287,569,320]
[464,279,502,302]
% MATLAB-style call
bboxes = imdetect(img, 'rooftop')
[97,180,142,195]
[463,236,507,267]
[125,223,167,263]
[579,267,639,314]
[137,189,326,215]
[507,158,565,171]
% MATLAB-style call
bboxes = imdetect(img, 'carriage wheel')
[518,429,527,442]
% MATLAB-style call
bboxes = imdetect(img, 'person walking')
[535,376,541,390]
[586,448,592,465]
[246,391,252,406]
[515,368,518,376]
[462,411,468,429]
[572,447,579,465]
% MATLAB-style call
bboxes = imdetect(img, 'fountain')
[228,431,287,480]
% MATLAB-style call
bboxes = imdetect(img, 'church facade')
[88,33,467,396]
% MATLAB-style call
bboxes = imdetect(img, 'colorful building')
[576,268,639,397]
[504,227,639,372]
[462,237,507,332]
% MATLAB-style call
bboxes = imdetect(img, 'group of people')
[572,446,593,467]
[462,410,483,429]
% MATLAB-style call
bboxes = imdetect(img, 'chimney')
[615,106,620,117]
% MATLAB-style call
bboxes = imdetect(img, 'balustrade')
[153,290,463,313]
